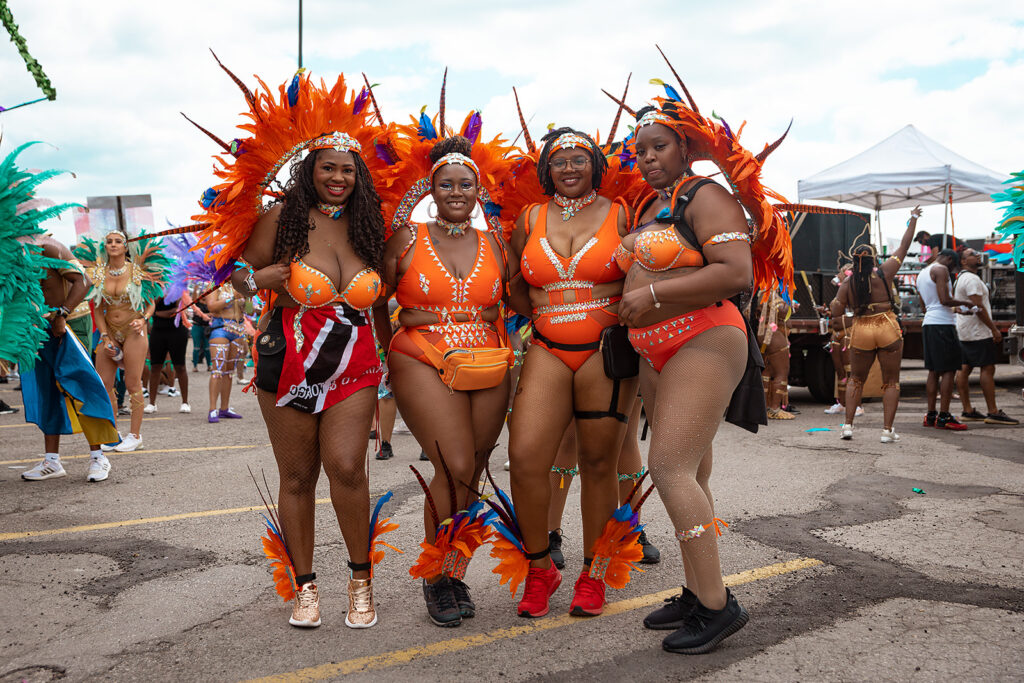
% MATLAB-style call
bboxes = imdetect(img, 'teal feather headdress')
[992,169,1024,272]
[0,142,78,370]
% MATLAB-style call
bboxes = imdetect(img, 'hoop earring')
[471,202,481,219]
[427,201,437,219]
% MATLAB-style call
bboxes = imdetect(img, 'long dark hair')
[850,245,889,313]
[536,127,607,196]
[272,148,385,269]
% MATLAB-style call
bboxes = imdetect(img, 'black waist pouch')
[600,325,640,380]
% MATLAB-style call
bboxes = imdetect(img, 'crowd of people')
[1,55,1016,661]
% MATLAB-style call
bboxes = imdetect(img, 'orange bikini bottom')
[531,306,619,372]
[628,301,747,372]
[389,323,502,368]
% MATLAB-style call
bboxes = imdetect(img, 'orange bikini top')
[286,260,382,310]
[613,228,704,272]
[521,200,625,290]
[396,223,503,322]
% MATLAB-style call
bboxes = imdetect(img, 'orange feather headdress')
[602,46,795,292]
[376,69,517,239]
[182,53,400,270]
[492,78,649,233]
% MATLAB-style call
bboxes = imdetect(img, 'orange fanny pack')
[409,330,512,392]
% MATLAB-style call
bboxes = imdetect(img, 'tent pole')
[941,181,950,249]
[875,194,883,254]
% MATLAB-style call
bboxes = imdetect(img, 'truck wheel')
[804,346,835,404]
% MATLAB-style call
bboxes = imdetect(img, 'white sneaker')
[143,403,158,414]
[179,402,191,414]
[881,429,900,444]
[855,406,865,417]
[86,456,111,482]
[101,432,124,452]
[236,376,248,385]
[167,387,180,397]
[114,433,143,452]
[22,459,66,481]
[157,385,172,395]
[824,403,843,415]
[840,424,854,440]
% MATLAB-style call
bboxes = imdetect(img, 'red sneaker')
[517,565,562,618]
[937,414,968,431]
[569,569,606,617]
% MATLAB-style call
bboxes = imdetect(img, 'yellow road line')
[246,557,824,682]
[0,496,335,542]
[1,443,268,465]
[0,416,172,430]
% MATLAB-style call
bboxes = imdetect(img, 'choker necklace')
[107,263,128,277]
[657,177,684,201]
[316,202,345,220]
[553,190,598,221]
[436,215,471,237]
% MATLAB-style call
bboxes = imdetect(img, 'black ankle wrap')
[347,560,371,572]
[524,545,550,561]
[295,572,316,585]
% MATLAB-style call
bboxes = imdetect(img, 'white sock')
[44,452,60,463]
[90,449,103,460]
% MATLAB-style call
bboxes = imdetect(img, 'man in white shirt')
[916,250,974,430]
[954,249,1018,425]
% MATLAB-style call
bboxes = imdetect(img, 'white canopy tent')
[797,124,1008,248]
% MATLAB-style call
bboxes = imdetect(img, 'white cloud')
[1,0,1021,247]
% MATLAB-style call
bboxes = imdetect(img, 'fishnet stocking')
[389,350,509,574]
[639,325,746,611]
[257,386,377,580]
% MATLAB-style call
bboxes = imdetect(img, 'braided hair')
[428,135,476,179]
[272,148,385,270]
[536,127,606,196]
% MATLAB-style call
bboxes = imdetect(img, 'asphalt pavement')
[1,364,1022,682]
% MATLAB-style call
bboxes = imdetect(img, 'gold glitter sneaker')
[289,582,321,628]
[344,577,377,628]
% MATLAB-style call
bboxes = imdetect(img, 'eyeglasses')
[550,155,591,171]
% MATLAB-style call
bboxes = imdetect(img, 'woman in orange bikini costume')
[233,131,391,630]
[830,206,921,442]
[505,127,636,619]
[383,135,511,628]
[77,230,169,454]
[613,89,791,653]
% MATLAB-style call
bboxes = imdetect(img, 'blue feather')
[484,200,502,217]
[287,69,304,107]
[663,84,682,102]
[375,141,396,166]
[367,490,394,551]
[417,107,437,140]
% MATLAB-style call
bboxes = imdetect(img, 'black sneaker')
[960,409,986,422]
[923,411,937,427]
[0,400,18,415]
[422,576,462,627]
[985,410,1020,426]
[662,589,749,654]
[375,441,394,460]
[785,404,801,415]
[549,529,565,569]
[638,529,661,565]
[450,577,476,618]
[419,450,429,461]
[644,586,697,630]
[369,430,378,440]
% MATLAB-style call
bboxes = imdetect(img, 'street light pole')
[298,0,303,69]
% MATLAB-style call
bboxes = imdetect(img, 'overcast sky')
[2,0,1022,247]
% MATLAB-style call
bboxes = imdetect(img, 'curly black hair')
[428,135,476,178]
[536,127,606,196]
[272,148,385,270]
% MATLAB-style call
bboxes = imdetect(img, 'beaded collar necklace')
[553,190,598,221]
[316,202,345,220]
[657,176,684,201]
[436,215,471,238]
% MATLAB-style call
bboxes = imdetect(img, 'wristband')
[235,259,258,294]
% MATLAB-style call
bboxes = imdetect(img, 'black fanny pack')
[600,325,639,380]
